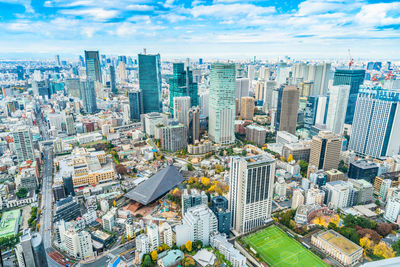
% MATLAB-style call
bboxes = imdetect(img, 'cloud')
[61,8,119,21]
[297,0,360,16]
[1,0,33,12]
[356,2,400,27]
[126,4,154,11]
[191,3,275,18]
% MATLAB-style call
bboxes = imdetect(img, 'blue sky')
[0,0,400,59]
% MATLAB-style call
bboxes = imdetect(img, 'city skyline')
[0,0,400,59]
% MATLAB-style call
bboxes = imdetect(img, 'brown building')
[308,131,342,176]
[275,85,299,134]
[240,97,255,120]
[326,169,346,182]
[245,125,266,146]
[255,81,265,102]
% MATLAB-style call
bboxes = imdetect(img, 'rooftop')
[319,230,362,255]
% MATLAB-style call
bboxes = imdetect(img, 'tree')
[287,154,294,162]
[142,254,152,267]
[187,163,194,171]
[360,236,374,255]
[373,241,396,259]
[201,177,210,187]
[150,250,158,261]
[392,239,400,255]
[357,228,381,244]
[241,150,247,156]
[186,240,192,252]
[299,160,308,177]
[16,188,28,198]
[180,244,186,251]
[36,224,41,231]
[192,240,203,251]
[215,164,223,174]
[115,164,127,175]
[113,200,117,207]
[182,257,195,267]
[289,219,297,229]
[377,223,393,237]
[338,160,348,173]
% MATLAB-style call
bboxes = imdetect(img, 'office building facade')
[79,80,97,114]
[229,155,275,234]
[326,85,350,135]
[128,90,143,121]
[12,127,35,163]
[138,53,162,113]
[275,85,299,134]
[187,106,200,144]
[84,51,102,83]
[309,131,342,172]
[169,63,198,112]
[209,63,236,144]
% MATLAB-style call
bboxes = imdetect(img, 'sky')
[0,0,400,59]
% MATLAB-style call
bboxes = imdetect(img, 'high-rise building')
[229,154,275,234]
[138,52,162,113]
[159,222,173,247]
[64,228,94,259]
[12,127,35,163]
[333,69,365,124]
[79,80,97,114]
[309,131,342,173]
[175,204,218,246]
[304,95,329,129]
[199,91,209,117]
[263,80,277,111]
[292,188,305,209]
[349,88,400,158]
[182,189,208,215]
[147,223,160,251]
[275,85,299,134]
[210,196,231,236]
[240,97,255,120]
[84,51,102,83]
[128,90,143,121]
[65,115,76,136]
[187,106,200,145]
[245,125,266,146]
[16,229,48,267]
[384,190,400,222]
[159,123,187,152]
[348,160,379,183]
[173,96,191,125]
[66,78,80,98]
[236,78,250,112]
[169,63,198,112]
[326,85,350,135]
[209,63,236,145]
[311,63,331,95]
[119,61,127,82]
[109,65,117,94]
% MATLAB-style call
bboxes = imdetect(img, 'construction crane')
[371,74,378,81]
[385,71,394,80]
[348,49,354,69]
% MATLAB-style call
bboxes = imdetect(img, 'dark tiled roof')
[125,164,184,205]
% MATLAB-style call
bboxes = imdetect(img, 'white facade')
[326,85,350,135]
[210,234,246,267]
[102,212,115,232]
[147,223,160,251]
[292,189,305,209]
[229,154,275,234]
[175,204,218,246]
[159,222,173,247]
[384,193,400,222]
[64,229,93,259]
[173,96,191,126]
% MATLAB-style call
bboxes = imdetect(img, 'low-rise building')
[311,230,362,266]
[210,234,246,267]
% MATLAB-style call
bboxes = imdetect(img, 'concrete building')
[12,127,35,163]
[229,154,275,234]
[64,229,94,259]
[275,85,299,134]
[326,85,350,135]
[144,112,165,137]
[236,78,250,113]
[102,212,115,232]
[175,204,218,246]
[245,125,266,146]
[182,189,208,215]
[187,106,200,145]
[348,179,374,205]
[311,230,362,266]
[282,141,311,162]
[325,169,345,182]
[147,223,160,251]
[292,188,305,209]
[210,234,246,267]
[159,222,173,247]
[159,123,187,152]
[305,187,325,206]
[384,191,400,222]
[16,229,48,267]
[323,181,357,209]
[210,196,231,236]
[173,96,191,126]
[309,131,342,173]
[240,97,255,120]
[348,160,379,183]
[276,131,298,145]
[209,63,236,145]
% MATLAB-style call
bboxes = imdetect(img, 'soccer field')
[243,225,328,267]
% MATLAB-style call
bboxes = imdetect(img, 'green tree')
[142,254,152,267]
[186,163,194,171]
[299,160,308,177]
[338,160,348,173]
[16,188,28,198]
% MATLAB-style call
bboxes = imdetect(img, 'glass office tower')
[84,51,102,83]
[138,53,162,113]
[169,63,198,113]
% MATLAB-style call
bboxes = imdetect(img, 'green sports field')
[243,225,328,267]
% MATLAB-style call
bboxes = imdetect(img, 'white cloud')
[61,8,119,21]
[356,2,400,26]
[297,0,360,16]
[115,22,137,36]
[2,0,33,12]
[191,3,275,18]
[126,4,154,11]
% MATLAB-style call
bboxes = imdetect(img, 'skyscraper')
[138,52,162,113]
[169,63,198,112]
[119,61,127,82]
[187,106,200,144]
[304,95,329,129]
[333,69,365,124]
[326,85,350,135]
[128,90,143,121]
[79,80,97,114]
[240,97,255,120]
[16,229,48,267]
[311,63,331,95]
[309,131,342,172]
[209,63,236,145]
[173,96,191,125]
[84,51,102,83]
[12,127,35,163]
[66,78,80,98]
[109,65,117,94]
[349,88,400,158]
[229,154,275,234]
[275,85,299,134]
[235,78,250,113]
